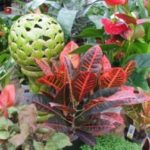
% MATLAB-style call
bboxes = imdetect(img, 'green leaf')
[133,54,150,68]
[88,15,103,29]
[0,131,10,140]
[33,140,44,150]
[72,45,92,54]
[130,69,149,90]
[26,0,47,9]
[76,27,102,38]
[57,8,77,36]
[45,133,72,150]
[101,44,120,51]
[0,117,14,140]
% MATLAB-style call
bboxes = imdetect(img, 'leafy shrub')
[34,41,150,146]
[80,134,141,150]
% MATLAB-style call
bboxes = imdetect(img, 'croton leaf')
[76,130,96,146]
[79,119,115,136]
[60,41,80,69]
[101,55,111,73]
[79,45,103,74]
[85,89,150,115]
[38,65,67,95]
[100,112,124,125]
[99,67,127,88]
[35,58,52,75]
[90,87,118,99]
[115,13,137,25]
[73,72,97,102]
[124,60,137,77]
[48,116,70,133]
[49,102,76,114]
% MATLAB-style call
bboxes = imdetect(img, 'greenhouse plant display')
[32,41,150,147]
[1,0,150,149]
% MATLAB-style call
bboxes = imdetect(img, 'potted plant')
[31,41,150,148]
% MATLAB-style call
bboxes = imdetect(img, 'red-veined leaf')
[48,116,71,133]
[60,41,80,68]
[80,119,115,136]
[105,90,150,105]
[84,98,104,111]
[84,89,150,115]
[35,58,52,75]
[38,64,67,94]
[101,55,111,73]
[124,60,136,77]
[99,67,127,88]
[76,130,96,146]
[79,45,103,74]
[49,102,76,114]
[73,72,97,102]
[101,112,124,125]
[38,74,65,93]
[115,13,137,25]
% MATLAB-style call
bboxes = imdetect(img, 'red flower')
[0,85,15,116]
[105,0,127,6]
[101,18,128,35]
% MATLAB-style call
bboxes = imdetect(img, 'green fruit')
[9,14,64,68]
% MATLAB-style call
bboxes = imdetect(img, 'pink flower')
[101,18,128,35]
[105,0,127,6]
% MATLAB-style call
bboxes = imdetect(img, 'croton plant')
[33,41,150,146]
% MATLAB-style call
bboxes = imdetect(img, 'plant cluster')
[33,41,150,146]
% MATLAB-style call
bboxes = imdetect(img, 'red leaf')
[80,45,103,74]
[35,58,52,75]
[101,18,128,35]
[106,90,150,105]
[49,102,76,114]
[99,67,127,88]
[80,119,115,136]
[101,55,111,73]
[38,73,65,93]
[115,13,137,25]
[101,112,124,125]
[60,41,80,68]
[84,98,105,111]
[0,84,15,107]
[124,60,136,77]
[73,72,97,102]
[105,0,127,5]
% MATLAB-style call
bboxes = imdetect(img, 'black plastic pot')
[124,126,146,143]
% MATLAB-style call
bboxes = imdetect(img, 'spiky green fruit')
[9,14,64,68]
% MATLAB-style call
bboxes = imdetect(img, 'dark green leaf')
[71,45,92,54]
[133,54,150,68]
[76,27,102,38]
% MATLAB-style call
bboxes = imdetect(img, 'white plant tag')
[127,125,136,140]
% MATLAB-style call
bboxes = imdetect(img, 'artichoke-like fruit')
[9,14,64,91]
